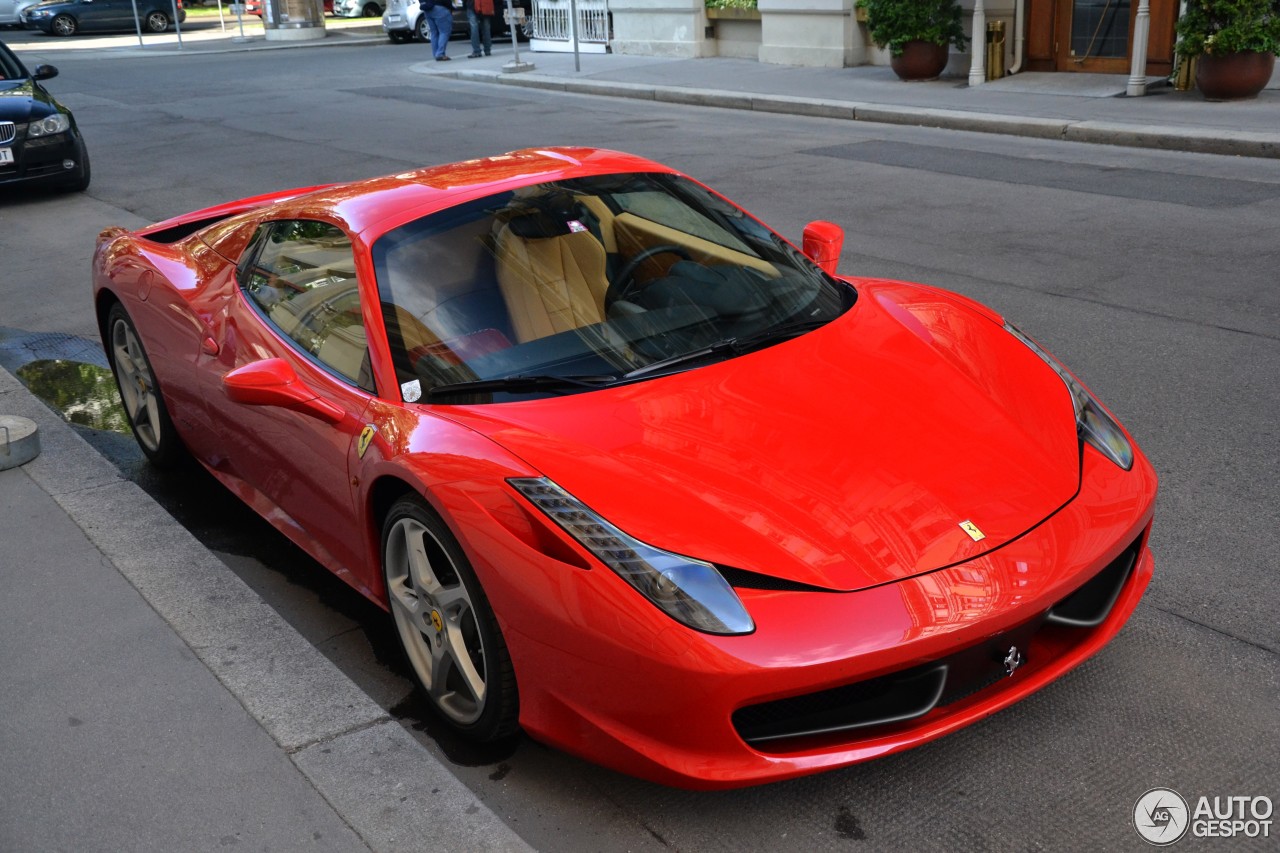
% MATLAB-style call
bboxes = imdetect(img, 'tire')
[388,29,411,43]
[105,302,186,468]
[382,495,518,740]
[414,14,428,41]
[360,1,380,16]
[144,10,170,32]
[51,14,77,36]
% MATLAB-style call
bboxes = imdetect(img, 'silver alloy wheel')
[110,316,163,453]
[51,14,76,35]
[145,11,168,31]
[385,516,488,725]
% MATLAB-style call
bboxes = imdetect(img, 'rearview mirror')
[802,221,844,276]
[223,358,344,424]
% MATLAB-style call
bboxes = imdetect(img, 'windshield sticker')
[401,379,422,402]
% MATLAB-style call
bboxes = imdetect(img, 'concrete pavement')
[0,363,532,852]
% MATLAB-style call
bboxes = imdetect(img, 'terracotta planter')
[1195,51,1276,101]
[890,40,949,81]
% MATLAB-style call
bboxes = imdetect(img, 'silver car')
[1,0,38,26]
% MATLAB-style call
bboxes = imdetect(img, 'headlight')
[1005,323,1134,470]
[26,113,70,138]
[509,478,755,635]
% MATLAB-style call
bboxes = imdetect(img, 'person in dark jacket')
[466,0,495,57]
[420,0,454,60]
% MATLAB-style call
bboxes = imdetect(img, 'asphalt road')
[2,37,1278,851]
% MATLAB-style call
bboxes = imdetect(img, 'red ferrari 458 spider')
[92,148,1157,789]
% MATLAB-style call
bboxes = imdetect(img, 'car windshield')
[371,172,852,404]
[0,44,28,81]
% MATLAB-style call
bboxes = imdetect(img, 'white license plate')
[387,13,402,21]
[0,148,13,165]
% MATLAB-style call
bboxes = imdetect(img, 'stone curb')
[0,365,533,853]
[430,66,1280,160]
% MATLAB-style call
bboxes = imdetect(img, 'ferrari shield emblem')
[959,519,986,542]
[357,425,377,459]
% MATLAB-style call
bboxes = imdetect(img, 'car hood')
[0,79,57,124]
[440,281,1082,592]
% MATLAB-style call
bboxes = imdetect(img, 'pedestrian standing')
[466,0,494,57]
[420,0,454,61]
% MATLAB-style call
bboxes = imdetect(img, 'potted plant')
[857,0,968,81]
[1176,0,1280,100]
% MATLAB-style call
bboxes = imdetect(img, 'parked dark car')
[22,0,185,36]
[0,38,89,191]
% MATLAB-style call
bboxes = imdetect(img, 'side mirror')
[802,220,844,276]
[223,358,344,424]
[32,65,59,81]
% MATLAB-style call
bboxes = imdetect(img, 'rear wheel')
[51,14,77,36]
[414,14,428,40]
[106,303,186,468]
[144,10,170,31]
[382,495,518,740]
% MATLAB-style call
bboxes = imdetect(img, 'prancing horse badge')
[959,519,986,542]
[357,424,377,459]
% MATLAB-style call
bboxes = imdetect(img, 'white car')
[382,0,526,44]
[1,0,38,26]
[333,0,384,19]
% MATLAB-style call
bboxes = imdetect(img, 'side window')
[239,220,373,392]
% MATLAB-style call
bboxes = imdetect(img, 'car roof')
[266,147,677,239]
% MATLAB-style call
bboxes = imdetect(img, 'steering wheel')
[608,244,692,309]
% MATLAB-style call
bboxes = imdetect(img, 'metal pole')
[234,0,246,39]
[171,0,184,47]
[502,0,533,72]
[217,0,226,31]
[568,0,579,72]
[968,0,986,86]
[1126,0,1151,96]
[131,0,144,47]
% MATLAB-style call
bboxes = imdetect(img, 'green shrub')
[857,0,969,56]
[1176,0,1280,57]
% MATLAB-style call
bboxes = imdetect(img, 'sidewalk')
[8,21,1279,159]
[0,365,531,852]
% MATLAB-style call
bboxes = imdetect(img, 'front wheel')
[51,14,77,36]
[106,303,186,467]
[382,495,518,740]
[360,1,380,15]
[144,11,170,32]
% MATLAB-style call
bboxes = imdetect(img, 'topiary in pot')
[857,0,969,81]
[1176,0,1280,100]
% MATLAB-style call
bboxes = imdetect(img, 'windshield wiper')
[425,374,618,402]
[623,317,832,380]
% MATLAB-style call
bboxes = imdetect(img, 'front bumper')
[0,128,83,188]
[458,443,1158,788]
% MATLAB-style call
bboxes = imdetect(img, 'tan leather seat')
[494,206,610,344]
